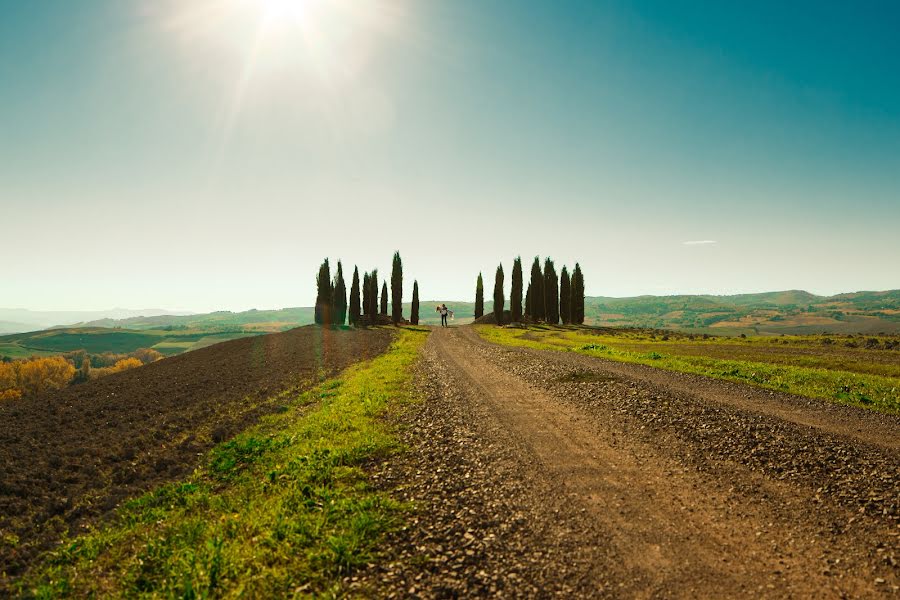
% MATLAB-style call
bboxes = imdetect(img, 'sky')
[2,0,899,311]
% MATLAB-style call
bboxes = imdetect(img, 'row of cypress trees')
[475,257,584,325]
[315,252,420,326]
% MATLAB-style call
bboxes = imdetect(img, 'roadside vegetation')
[23,327,428,598]
[475,325,900,413]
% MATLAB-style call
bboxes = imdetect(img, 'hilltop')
[588,289,900,334]
[0,308,191,335]
[64,289,900,335]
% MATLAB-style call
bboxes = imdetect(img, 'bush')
[132,348,164,364]
[14,357,76,397]
[0,388,22,401]
[91,358,143,379]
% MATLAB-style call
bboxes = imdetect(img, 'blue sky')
[2,1,898,311]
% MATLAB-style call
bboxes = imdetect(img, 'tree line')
[314,252,420,326]
[0,349,164,401]
[475,257,584,325]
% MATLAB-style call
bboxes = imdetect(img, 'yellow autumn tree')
[0,361,17,390]
[131,348,164,364]
[112,357,143,372]
[16,356,76,397]
[0,362,20,400]
[91,357,143,379]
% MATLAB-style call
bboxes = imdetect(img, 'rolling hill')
[0,308,191,334]
[2,289,897,360]
[586,289,900,334]
[0,327,262,360]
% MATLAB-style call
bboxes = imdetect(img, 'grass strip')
[475,326,900,413]
[24,327,429,598]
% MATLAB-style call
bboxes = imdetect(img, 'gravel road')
[353,326,898,598]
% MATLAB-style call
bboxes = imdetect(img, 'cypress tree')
[525,282,532,319]
[380,282,388,316]
[362,272,371,322]
[493,263,505,325]
[572,263,585,325]
[369,270,379,320]
[349,266,361,326]
[333,261,347,326]
[314,258,333,325]
[411,280,420,325]
[544,258,559,324]
[511,257,523,322]
[530,257,544,321]
[474,273,484,319]
[559,266,571,325]
[391,251,403,324]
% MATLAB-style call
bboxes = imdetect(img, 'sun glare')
[258,0,307,23]
[153,0,407,170]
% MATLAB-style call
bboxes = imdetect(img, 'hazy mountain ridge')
[2,290,898,338]
[0,308,192,334]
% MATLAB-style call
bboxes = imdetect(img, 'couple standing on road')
[437,304,453,327]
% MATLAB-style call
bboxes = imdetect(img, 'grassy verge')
[475,326,900,413]
[24,327,429,598]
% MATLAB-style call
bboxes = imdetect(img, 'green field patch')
[477,325,900,414]
[14,330,166,354]
[0,343,55,359]
[150,341,195,355]
[0,327,261,360]
[24,327,428,598]
[188,333,261,351]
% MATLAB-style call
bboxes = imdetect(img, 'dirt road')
[355,326,899,598]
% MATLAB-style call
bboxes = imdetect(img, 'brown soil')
[0,326,393,585]
[355,326,899,598]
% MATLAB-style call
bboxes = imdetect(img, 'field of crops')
[0,328,260,360]
[476,325,900,413]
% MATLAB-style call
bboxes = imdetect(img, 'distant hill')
[77,307,316,332]
[3,289,897,359]
[0,308,191,335]
[0,327,261,360]
[585,289,900,335]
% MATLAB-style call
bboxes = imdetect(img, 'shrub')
[0,362,16,393]
[16,357,76,396]
[91,358,143,379]
[0,389,22,401]
[132,348,164,364]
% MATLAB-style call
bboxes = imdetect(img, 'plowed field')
[0,326,393,583]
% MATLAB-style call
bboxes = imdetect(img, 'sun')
[258,0,308,23]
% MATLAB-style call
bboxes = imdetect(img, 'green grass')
[475,325,900,413]
[23,327,428,598]
[0,343,55,359]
